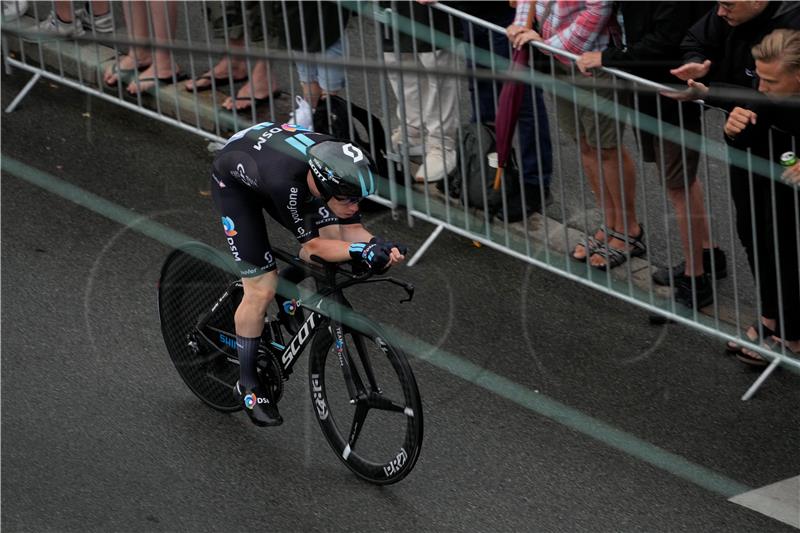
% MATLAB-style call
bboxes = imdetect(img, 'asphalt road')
[2,69,799,532]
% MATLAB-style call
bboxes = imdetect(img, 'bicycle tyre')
[158,242,241,412]
[308,315,423,485]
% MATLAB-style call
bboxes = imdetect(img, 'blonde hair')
[752,29,800,72]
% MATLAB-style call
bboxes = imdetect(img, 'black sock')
[237,336,261,389]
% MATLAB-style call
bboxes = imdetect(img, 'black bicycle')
[157,242,423,484]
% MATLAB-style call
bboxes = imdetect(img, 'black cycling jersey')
[211,122,362,277]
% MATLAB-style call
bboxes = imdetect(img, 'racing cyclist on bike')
[211,122,406,427]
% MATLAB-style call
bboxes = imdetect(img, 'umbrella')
[491,44,530,212]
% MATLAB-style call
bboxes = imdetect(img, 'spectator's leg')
[588,145,640,269]
[384,51,424,145]
[572,138,609,261]
[104,1,152,86]
[667,180,709,277]
[127,1,179,95]
[415,49,459,183]
[315,35,348,103]
[223,60,282,110]
[185,37,249,92]
[771,185,800,350]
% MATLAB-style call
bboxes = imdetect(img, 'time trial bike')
[157,242,423,484]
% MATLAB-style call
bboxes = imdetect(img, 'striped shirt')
[513,0,618,64]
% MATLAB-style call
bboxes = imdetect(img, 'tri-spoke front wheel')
[309,317,423,485]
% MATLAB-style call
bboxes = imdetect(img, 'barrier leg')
[407,224,445,267]
[741,356,782,401]
[5,72,41,113]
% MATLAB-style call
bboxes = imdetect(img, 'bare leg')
[127,1,179,94]
[104,1,152,85]
[572,138,611,260]
[222,60,282,110]
[235,272,278,337]
[667,179,710,277]
[185,37,249,91]
[589,146,641,268]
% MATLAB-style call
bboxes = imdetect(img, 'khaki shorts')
[553,65,624,149]
[639,117,701,190]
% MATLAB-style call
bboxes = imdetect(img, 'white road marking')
[729,475,799,529]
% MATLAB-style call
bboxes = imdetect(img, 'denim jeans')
[462,15,553,187]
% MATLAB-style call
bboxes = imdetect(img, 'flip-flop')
[104,60,151,87]
[127,72,189,96]
[726,321,776,354]
[735,336,795,367]
[184,73,248,92]
[223,90,283,111]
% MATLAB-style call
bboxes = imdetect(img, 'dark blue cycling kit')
[211,122,362,277]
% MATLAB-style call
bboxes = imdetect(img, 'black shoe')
[497,185,550,223]
[674,273,714,309]
[652,247,727,286]
[234,381,283,427]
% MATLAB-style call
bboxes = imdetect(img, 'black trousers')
[730,165,800,341]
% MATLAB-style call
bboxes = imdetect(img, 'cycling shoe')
[234,381,283,427]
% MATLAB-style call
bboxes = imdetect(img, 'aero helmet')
[307,140,376,200]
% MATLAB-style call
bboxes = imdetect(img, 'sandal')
[571,226,606,263]
[735,336,790,367]
[591,224,646,271]
[725,320,776,354]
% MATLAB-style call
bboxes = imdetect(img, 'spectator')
[27,0,112,39]
[105,1,185,96]
[669,1,799,356]
[183,2,282,112]
[510,1,644,270]
[575,1,726,308]
[382,0,460,184]
[2,1,28,23]
[283,1,351,110]
[723,29,800,364]
[457,1,553,218]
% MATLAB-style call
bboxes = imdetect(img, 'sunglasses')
[333,195,363,205]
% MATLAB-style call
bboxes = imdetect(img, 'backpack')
[312,95,399,200]
[442,123,521,215]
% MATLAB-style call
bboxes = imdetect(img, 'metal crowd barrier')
[2,1,798,400]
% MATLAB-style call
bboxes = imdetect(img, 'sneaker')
[391,127,423,157]
[77,6,114,33]
[234,381,283,427]
[25,10,84,41]
[652,247,727,286]
[674,272,714,309]
[2,0,28,22]
[414,145,456,183]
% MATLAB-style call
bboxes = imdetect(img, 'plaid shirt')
[513,0,618,64]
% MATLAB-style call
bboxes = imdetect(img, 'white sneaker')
[391,126,423,157]
[77,6,114,33]
[415,146,456,183]
[2,0,28,22]
[25,10,84,41]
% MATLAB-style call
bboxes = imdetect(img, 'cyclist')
[211,122,406,427]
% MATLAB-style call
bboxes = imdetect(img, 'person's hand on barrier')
[415,0,436,4]
[512,29,542,50]
[660,79,709,101]
[782,163,800,185]
[576,51,602,76]
[723,107,757,139]
[506,24,527,41]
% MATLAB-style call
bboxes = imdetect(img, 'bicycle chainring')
[257,346,285,402]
